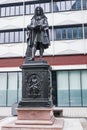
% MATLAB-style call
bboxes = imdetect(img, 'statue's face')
[36,7,42,16]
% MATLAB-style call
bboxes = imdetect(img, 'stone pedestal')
[16,107,55,125]
[2,107,64,130]
[2,119,64,130]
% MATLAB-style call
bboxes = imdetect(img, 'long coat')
[27,15,50,50]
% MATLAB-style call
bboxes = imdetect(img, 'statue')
[26,6,50,61]
[19,7,52,108]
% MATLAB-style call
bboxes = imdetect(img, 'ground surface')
[0,117,87,130]
[80,118,87,130]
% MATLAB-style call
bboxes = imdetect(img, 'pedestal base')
[16,107,54,125]
[2,107,64,130]
[2,118,64,130]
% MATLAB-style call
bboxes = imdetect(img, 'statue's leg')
[39,45,44,60]
[32,40,37,60]
[31,34,37,60]
[32,46,36,60]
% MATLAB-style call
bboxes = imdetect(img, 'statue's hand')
[35,25,43,30]
[34,25,40,29]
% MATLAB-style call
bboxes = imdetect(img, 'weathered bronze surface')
[26,6,50,61]
[19,61,53,107]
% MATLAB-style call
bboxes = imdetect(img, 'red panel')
[42,55,87,65]
[0,57,24,67]
[0,55,87,67]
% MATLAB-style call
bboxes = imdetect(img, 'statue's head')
[34,6,44,16]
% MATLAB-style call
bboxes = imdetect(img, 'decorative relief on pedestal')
[25,72,42,98]
[26,74,42,98]
[23,70,51,100]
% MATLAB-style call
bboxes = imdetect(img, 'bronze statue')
[26,6,50,61]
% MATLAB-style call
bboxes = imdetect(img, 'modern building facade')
[0,0,87,109]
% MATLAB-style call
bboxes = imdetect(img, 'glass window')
[30,4,35,14]
[53,2,59,12]
[1,7,5,16]
[7,73,17,106]
[72,0,81,10]
[73,27,82,39]
[35,4,39,8]
[40,3,45,11]
[62,28,66,39]
[66,1,72,11]
[5,32,9,43]
[25,4,30,14]
[67,28,73,39]
[45,2,51,12]
[83,0,87,9]
[0,71,22,107]
[76,0,81,9]
[19,31,23,42]
[57,71,69,106]
[54,2,61,11]
[1,4,24,17]
[54,26,83,41]
[53,0,81,12]
[55,28,62,40]
[73,27,77,38]
[69,71,81,106]
[0,33,5,43]
[6,7,10,16]
[20,5,23,15]
[81,70,87,106]
[9,32,14,43]
[10,6,15,16]
[84,26,87,38]
[56,70,87,107]
[15,31,19,42]
[15,6,20,15]
[72,0,76,10]
[0,73,7,106]
[61,1,66,11]
[78,27,83,38]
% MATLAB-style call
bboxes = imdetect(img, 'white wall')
[0,39,87,58]
[52,39,87,55]
[0,43,26,57]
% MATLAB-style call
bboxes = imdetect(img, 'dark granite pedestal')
[18,60,53,108]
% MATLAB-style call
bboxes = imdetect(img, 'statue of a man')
[26,6,50,61]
